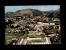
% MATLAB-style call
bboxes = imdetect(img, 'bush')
[50,36,61,44]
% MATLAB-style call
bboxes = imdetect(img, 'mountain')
[16,9,33,16]
[53,9,60,18]
[5,12,14,17]
[15,9,46,16]
[47,9,60,18]
[44,10,56,14]
[5,9,46,18]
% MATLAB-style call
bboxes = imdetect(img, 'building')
[48,34,56,37]
[53,18,60,22]
[11,24,18,27]
[22,37,51,45]
[14,16,22,21]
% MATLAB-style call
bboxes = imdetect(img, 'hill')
[5,9,46,17]
[44,10,56,14]
[47,9,60,18]
[5,12,14,17]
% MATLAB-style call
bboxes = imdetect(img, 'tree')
[8,20,14,24]
[33,10,42,16]
[50,36,61,44]
[49,26,53,29]
[25,26,31,28]
[47,13,54,18]
[11,25,14,28]
[16,25,20,28]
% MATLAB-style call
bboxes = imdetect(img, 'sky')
[5,5,60,13]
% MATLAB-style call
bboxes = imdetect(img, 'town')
[5,8,61,45]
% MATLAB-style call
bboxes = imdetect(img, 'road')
[18,34,27,45]
[45,37,51,44]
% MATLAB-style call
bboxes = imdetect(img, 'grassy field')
[5,33,24,37]
[45,29,57,33]
[26,34,45,38]
[5,27,25,44]
[5,33,24,44]
[5,28,16,32]
[32,40,42,42]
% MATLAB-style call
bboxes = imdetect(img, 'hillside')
[5,9,60,18]
[5,9,46,17]
[16,9,33,16]
[5,12,14,17]
[44,10,56,14]
[53,9,60,18]
[47,9,60,18]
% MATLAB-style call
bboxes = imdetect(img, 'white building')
[50,23,55,25]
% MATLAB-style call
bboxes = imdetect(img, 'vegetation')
[5,28,16,32]
[32,10,42,16]
[32,40,42,42]
[27,34,45,38]
[47,9,60,18]
[50,36,61,44]
[5,9,60,19]
[44,29,57,33]
[5,9,46,18]
[5,33,24,36]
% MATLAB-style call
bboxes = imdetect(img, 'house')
[11,24,18,27]
[50,23,55,25]
[28,30,43,35]
[48,18,53,21]
[29,24,34,28]
[48,34,56,37]
[14,16,22,21]
[5,19,8,22]
[53,18,60,22]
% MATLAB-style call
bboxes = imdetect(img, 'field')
[24,34,45,38]
[45,29,57,33]
[5,28,16,32]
